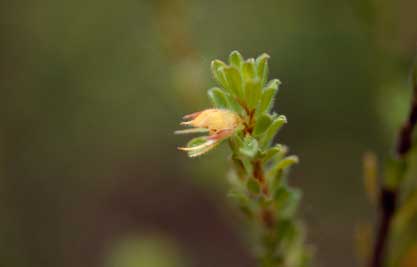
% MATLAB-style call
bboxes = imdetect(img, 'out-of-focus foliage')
[105,233,187,267]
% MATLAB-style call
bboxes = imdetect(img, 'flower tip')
[174,128,208,135]
[183,111,202,120]
[259,52,270,59]
[290,155,300,164]
[278,115,287,123]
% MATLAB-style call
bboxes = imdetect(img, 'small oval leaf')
[224,66,243,98]
[211,60,229,90]
[242,59,256,81]
[260,115,287,148]
[229,50,244,69]
[256,79,281,116]
[256,53,270,87]
[247,178,261,195]
[253,114,273,136]
[208,87,229,109]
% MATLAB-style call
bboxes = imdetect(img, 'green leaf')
[240,157,254,175]
[274,187,302,218]
[265,147,289,191]
[262,144,286,163]
[229,50,244,69]
[211,60,229,89]
[247,178,261,195]
[230,135,254,173]
[245,78,262,109]
[242,59,256,81]
[256,79,281,116]
[187,136,207,147]
[228,189,254,218]
[207,87,228,109]
[239,135,259,158]
[276,155,299,170]
[267,155,299,183]
[260,115,287,148]
[231,156,247,177]
[253,113,273,136]
[276,219,296,242]
[183,137,217,158]
[274,187,290,208]
[268,169,284,195]
[229,135,244,153]
[224,94,245,115]
[256,53,270,87]
[224,66,244,98]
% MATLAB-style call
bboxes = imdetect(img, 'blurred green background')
[1,0,417,267]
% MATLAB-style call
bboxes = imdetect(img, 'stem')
[253,159,268,194]
[371,189,397,267]
[371,60,417,267]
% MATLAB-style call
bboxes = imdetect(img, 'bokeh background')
[1,1,417,267]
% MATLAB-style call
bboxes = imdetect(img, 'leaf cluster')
[207,51,311,267]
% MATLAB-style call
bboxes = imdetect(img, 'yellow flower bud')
[175,109,242,157]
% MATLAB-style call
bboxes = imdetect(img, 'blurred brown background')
[1,0,417,267]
